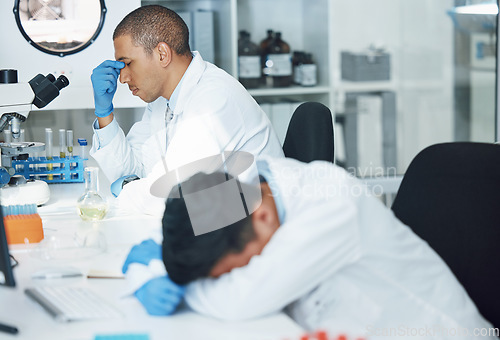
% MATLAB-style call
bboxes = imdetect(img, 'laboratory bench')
[0,182,304,340]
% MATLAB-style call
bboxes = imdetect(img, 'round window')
[13,0,107,57]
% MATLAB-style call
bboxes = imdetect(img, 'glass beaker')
[77,167,109,221]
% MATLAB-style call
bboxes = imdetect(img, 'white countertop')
[0,182,304,340]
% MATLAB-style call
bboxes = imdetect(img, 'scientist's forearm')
[97,113,114,128]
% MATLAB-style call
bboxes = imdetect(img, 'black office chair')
[391,142,500,328]
[282,102,334,163]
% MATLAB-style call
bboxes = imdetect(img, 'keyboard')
[25,286,122,322]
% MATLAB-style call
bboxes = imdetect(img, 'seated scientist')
[89,5,283,214]
[122,156,494,338]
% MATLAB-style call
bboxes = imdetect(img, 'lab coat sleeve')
[90,105,155,182]
[184,198,362,320]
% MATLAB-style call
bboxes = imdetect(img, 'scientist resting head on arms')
[89,5,282,214]
[123,157,495,339]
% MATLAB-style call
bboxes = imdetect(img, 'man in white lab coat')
[148,157,494,339]
[89,5,283,214]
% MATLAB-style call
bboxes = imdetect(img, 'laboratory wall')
[0,0,144,147]
[0,0,142,110]
[1,0,496,181]
[330,0,455,173]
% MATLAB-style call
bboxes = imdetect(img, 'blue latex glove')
[110,174,139,197]
[91,60,125,118]
[122,239,162,274]
[135,275,186,316]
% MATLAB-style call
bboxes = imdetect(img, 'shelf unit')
[140,0,461,201]
[141,0,335,108]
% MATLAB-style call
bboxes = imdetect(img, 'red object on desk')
[315,330,328,340]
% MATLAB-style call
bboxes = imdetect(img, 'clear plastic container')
[77,138,88,167]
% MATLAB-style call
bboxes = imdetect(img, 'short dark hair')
[162,172,257,285]
[113,5,191,57]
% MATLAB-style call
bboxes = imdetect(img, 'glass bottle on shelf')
[259,29,274,84]
[300,53,318,87]
[260,29,274,51]
[263,32,292,88]
[293,51,305,85]
[77,167,109,221]
[238,30,248,50]
[238,31,261,89]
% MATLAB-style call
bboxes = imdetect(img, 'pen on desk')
[31,273,83,279]
[0,322,18,335]
[87,275,125,279]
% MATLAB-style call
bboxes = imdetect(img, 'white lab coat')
[185,157,494,339]
[90,52,283,216]
[90,51,283,183]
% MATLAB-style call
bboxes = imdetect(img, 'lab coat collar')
[167,52,195,112]
[171,51,206,117]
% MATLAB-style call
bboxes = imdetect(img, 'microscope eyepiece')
[53,75,69,91]
[29,73,70,109]
[0,69,18,84]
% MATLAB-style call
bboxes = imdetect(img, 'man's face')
[114,34,164,103]
[208,234,267,278]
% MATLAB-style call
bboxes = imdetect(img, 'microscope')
[0,69,69,205]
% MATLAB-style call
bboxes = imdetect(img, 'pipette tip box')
[2,204,43,245]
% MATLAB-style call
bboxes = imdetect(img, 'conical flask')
[77,167,108,221]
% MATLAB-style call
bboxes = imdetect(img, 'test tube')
[67,130,74,157]
[45,128,53,180]
[78,138,88,168]
[67,130,74,178]
[59,128,66,158]
[59,129,66,180]
[33,149,40,179]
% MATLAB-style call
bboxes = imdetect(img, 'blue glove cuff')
[110,174,139,197]
[95,103,114,118]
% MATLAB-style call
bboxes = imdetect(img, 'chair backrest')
[391,142,500,327]
[282,102,334,163]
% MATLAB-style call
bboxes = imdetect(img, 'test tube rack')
[12,156,86,183]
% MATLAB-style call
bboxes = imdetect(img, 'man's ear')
[251,199,275,231]
[156,42,172,67]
